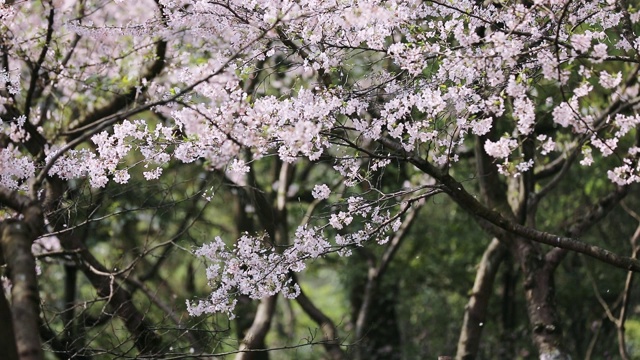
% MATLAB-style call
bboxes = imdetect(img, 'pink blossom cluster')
[0,145,35,190]
[187,228,330,317]
[189,192,416,315]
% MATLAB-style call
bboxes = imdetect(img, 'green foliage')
[627,319,640,359]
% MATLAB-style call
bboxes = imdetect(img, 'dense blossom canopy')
[2,0,640,321]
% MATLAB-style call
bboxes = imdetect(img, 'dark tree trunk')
[515,240,569,359]
[354,286,402,360]
[499,257,518,359]
[1,220,44,360]
[0,287,19,360]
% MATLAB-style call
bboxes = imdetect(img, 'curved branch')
[291,274,345,360]
[23,3,55,121]
[58,233,165,355]
[378,136,640,272]
[66,37,167,139]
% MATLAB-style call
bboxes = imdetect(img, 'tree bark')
[0,286,19,360]
[236,295,278,360]
[62,264,77,341]
[456,238,507,360]
[456,134,514,360]
[515,240,570,359]
[353,285,402,360]
[1,220,44,360]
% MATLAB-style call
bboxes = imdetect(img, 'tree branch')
[291,274,345,360]
[58,233,165,355]
[378,136,640,272]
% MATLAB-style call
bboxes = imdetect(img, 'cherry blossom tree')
[2,0,640,358]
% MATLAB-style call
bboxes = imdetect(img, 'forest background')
[1,0,640,359]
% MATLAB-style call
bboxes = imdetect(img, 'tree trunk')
[350,253,402,360]
[0,287,19,360]
[456,238,507,359]
[499,257,518,359]
[515,240,570,359]
[236,295,277,360]
[1,220,44,360]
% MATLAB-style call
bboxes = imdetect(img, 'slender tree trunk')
[455,133,514,360]
[62,265,77,340]
[351,201,424,360]
[350,250,402,360]
[355,284,402,360]
[235,294,258,346]
[499,257,517,359]
[236,295,277,360]
[456,238,507,360]
[233,159,290,360]
[294,275,345,360]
